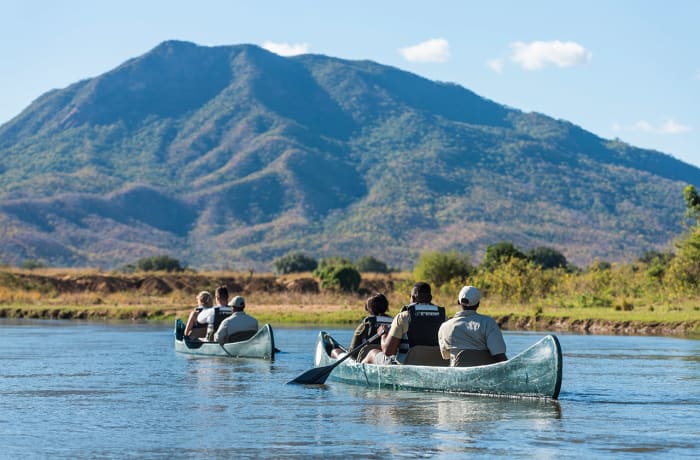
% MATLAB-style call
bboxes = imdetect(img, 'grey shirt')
[438,310,506,360]
[214,311,259,344]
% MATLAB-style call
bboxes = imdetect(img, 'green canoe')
[313,331,562,399]
[174,319,275,360]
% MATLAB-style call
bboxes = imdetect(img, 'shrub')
[473,257,559,303]
[317,256,353,270]
[355,255,390,273]
[314,263,361,292]
[640,251,674,282]
[665,228,700,292]
[527,246,568,270]
[21,259,47,270]
[413,251,473,287]
[481,241,527,271]
[135,255,184,272]
[273,252,318,274]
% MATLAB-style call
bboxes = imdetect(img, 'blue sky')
[2,0,698,168]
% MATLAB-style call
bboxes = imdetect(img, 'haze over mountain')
[0,40,697,271]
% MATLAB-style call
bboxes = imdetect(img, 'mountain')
[0,40,698,270]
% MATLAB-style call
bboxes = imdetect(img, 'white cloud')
[659,119,693,134]
[510,40,592,70]
[487,58,504,74]
[613,118,692,135]
[399,38,450,63]
[262,41,309,56]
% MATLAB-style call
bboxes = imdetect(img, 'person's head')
[215,285,229,306]
[364,293,389,316]
[410,282,432,304]
[196,291,213,307]
[228,295,245,311]
[458,285,480,310]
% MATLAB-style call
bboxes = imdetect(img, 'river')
[0,319,698,458]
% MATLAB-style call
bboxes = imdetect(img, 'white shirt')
[196,304,232,325]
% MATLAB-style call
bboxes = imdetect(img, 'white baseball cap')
[228,295,245,308]
[458,286,480,307]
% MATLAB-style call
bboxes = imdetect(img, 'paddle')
[288,329,385,385]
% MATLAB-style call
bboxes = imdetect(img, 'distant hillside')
[0,40,698,270]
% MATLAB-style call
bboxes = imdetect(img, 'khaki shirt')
[214,311,259,344]
[387,310,411,340]
[437,310,506,360]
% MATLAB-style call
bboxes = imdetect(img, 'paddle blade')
[288,364,335,385]
[289,329,384,385]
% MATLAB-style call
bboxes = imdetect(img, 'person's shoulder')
[440,315,459,327]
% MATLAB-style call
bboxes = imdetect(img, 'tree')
[317,256,353,270]
[313,261,361,292]
[481,241,527,271]
[135,255,184,272]
[527,246,568,270]
[640,250,674,281]
[665,228,700,290]
[273,252,318,274]
[21,259,47,270]
[355,255,389,273]
[683,185,700,223]
[413,251,473,287]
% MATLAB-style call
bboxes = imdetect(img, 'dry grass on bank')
[0,268,698,336]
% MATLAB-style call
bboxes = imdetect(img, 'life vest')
[398,303,446,353]
[361,315,394,344]
[191,306,232,334]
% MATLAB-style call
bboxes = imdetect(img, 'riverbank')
[0,268,698,337]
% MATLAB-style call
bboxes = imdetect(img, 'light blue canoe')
[174,319,275,360]
[313,331,562,399]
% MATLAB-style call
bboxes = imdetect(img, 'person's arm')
[214,320,228,344]
[437,325,451,359]
[348,322,367,353]
[381,313,406,356]
[381,334,401,356]
[183,310,197,336]
[486,321,508,362]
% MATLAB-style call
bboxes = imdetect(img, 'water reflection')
[339,385,561,429]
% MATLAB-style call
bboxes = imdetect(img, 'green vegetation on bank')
[1,189,700,336]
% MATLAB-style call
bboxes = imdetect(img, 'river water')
[0,319,698,459]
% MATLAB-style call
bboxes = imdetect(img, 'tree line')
[15,186,700,307]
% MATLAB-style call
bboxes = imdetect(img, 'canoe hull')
[174,320,275,360]
[313,332,562,399]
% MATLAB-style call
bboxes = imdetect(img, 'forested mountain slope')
[0,40,697,270]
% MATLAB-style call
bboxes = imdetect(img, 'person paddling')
[363,282,446,364]
[331,293,393,360]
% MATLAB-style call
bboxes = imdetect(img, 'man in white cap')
[214,295,259,344]
[437,286,507,367]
